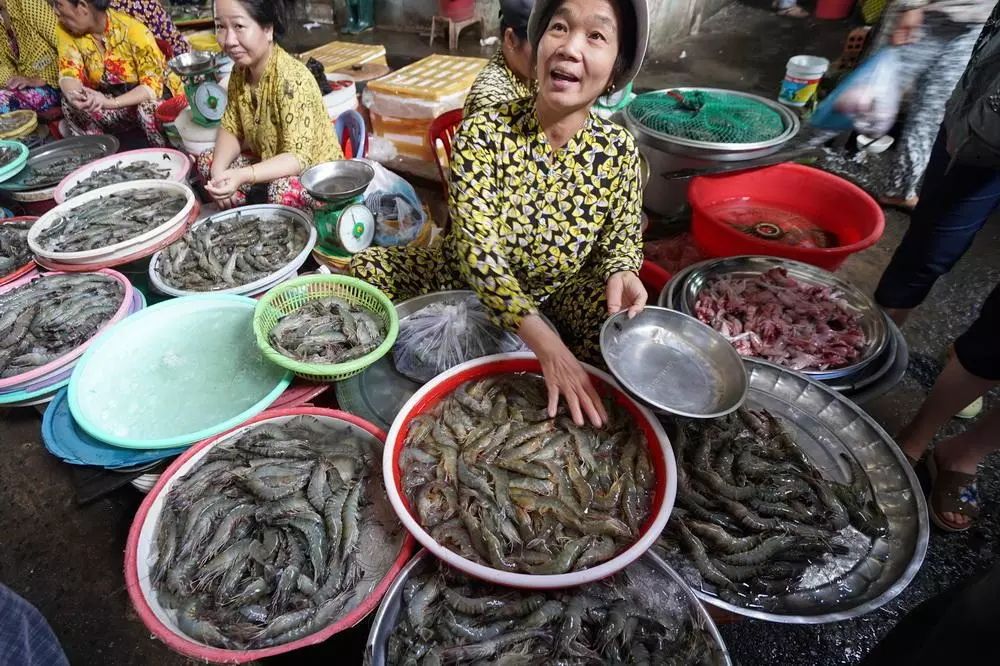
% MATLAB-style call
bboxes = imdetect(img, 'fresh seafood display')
[269,297,386,364]
[655,408,888,606]
[21,149,103,187]
[400,374,654,574]
[0,144,20,169]
[694,267,866,371]
[35,190,188,253]
[149,416,404,649]
[0,113,31,135]
[387,557,724,665]
[0,220,32,278]
[0,273,125,378]
[65,160,172,199]
[157,211,309,292]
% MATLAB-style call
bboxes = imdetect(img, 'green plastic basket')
[253,275,399,382]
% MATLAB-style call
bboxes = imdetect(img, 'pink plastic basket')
[0,268,134,390]
[124,407,416,663]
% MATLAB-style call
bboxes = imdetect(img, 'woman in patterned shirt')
[198,0,341,211]
[53,0,181,145]
[463,0,537,117]
[0,0,61,115]
[355,0,649,427]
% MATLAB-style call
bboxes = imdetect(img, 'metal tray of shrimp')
[0,135,119,192]
[665,358,928,624]
[365,549,732,666]
[670,256,890,382]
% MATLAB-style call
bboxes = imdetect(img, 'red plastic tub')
[688,163,884,271]
[438,0,475,20]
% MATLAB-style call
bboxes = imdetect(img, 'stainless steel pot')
[625,88,801,218]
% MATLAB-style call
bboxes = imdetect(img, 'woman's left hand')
[606,271,646,318]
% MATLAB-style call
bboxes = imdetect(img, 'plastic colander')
[253,275,399,382]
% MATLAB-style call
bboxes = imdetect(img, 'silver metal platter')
[674,256,889,381]
[841,318,909,405]
[657,261,700,309]
[824,314,898,394]
[365,549,732,666]
[601,307,748,418]
[301,159,375,202]
[0,135,119,192]
[662,358,927,623]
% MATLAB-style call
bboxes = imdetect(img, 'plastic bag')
[392,295,526,383]
[359,159,428,247]
[810,48,902,138]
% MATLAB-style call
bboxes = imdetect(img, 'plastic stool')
[429,14,484,50]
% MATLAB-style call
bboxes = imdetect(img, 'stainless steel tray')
[841,318,908,404]
[657,261,700,309]
[0,135,119,192]
[824,314,898,394]
[674,256,889,381]
[365,549,732,666]
[664,358,928,623]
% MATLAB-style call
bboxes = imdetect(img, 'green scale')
[167,51,229,127]
[301,160,377,255]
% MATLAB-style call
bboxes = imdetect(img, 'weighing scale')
[300,160,376,256]
[167,51,228,127]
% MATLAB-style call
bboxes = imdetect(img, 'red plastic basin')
[689,163,884,271]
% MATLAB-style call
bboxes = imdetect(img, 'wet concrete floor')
[2,3,998,664]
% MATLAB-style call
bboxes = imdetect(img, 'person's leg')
[879,24,979,202]
[350,245,460,302]
[137,99,166,146]
[0,584,69,666]
[267,177,319,210]
[874,128,1000,326]
[539,269,609,366]
[862,562,1000,665]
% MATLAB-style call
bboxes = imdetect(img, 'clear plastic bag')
[810,48,903,138]
[392,295,526,383]
[359,159,427,247]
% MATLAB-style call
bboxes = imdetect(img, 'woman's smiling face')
[535,0,622,112]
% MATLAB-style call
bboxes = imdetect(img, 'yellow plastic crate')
[367,54,487,101]
[297,41,388,73]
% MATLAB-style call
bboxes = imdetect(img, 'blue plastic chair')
[335,109,367,159]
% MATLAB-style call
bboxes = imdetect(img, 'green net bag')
[628,90,787,144]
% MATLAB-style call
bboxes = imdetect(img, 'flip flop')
[927,453,980,532]
[776,5,810,17]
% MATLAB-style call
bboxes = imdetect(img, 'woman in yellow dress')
[0,0,61,115]
[52,0,180,144]
[196,0,341,211]
[354,0,649,427]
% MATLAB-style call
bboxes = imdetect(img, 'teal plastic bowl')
[68,295,292,449]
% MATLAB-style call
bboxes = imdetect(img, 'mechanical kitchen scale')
[301,160,376,259]
[167,51,228,126]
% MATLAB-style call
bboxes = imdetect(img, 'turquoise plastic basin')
[68,295,292,449]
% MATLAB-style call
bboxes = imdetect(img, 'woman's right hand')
[518,315,607,428]
[892,8,924,46]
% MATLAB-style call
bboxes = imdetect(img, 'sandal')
[927,453,980,532]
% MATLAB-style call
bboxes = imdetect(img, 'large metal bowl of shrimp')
[125,407,415,663]
[366,549,732,665]
[383,352,678,589]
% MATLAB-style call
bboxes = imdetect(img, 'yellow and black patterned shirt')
[462,50,537,118]
[446,97,643,332]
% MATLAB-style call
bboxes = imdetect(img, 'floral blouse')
[446,97,643,331]
[221,46,341,170]
[0,0,60,88]
[463,50,536,118]
[57,8,182,98]
[110,0,190,58]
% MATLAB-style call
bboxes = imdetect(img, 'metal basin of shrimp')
[367,549,731,665]
[654,359,927,623]
[128,410,411,659]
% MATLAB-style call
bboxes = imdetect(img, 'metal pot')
[625,88,800,218]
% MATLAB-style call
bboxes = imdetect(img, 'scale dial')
[338,203,375,253]
[192,81,228,121]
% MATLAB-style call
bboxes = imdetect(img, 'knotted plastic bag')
[392,295,525,383]
[811,48,903,138]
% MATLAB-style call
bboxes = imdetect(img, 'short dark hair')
[234,0,292,37]
[501,20,528,41]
